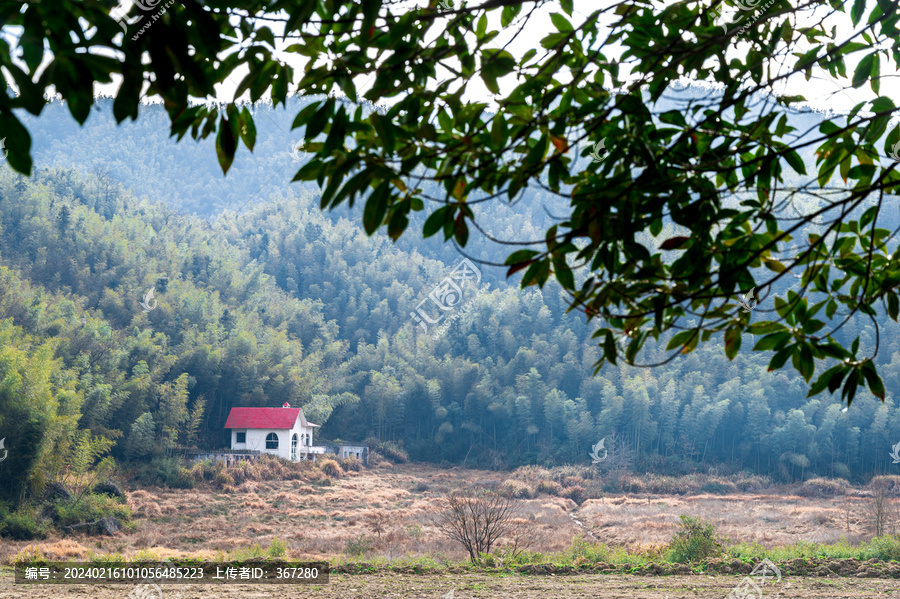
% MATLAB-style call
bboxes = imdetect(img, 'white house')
[224,402,319,461]
[224,402,369,464]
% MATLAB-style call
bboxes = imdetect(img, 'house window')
[236,432,246,444]
[266,433,279,449]
[291,434,298,460]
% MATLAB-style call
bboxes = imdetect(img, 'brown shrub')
[318,458,344,478]
[411,481,430,493]
[214,468,235,489]
[32,540,90,560]
[341,456,362,472]
[797,477,850,497]
[551,465,592,483]
[699,477,738,495]
[733,474,772,492]
[870,475,900,497]
[501,479,535,499]
[239,481,259,494]
[640,475,686,495]
[536,480,563,497]
[566,485,588,505]
[188,455,316,490]
[561,476,584,488]
[620,476,646,493]
[128,490,164,518]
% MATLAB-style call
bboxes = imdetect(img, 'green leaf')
[291,102,320,130]
[370,113,395,154]
[842,368,860,405]
[387,208,409,242]
[553,258,575,291]
[306,101,332,140]
[784,150,806,175]
[792,343,814,382]
[238,106,256,151]
[870,52,881,95]
[754,332,791,351]
[480,49,516,95]
[453,211,469,247]
[851,0,866,27]
[215,115,237,175]
[660,236,690,250]
[807,365,844,397]
[505,249,541,265]
[362,182,391,235]
[501,4,522,27]
[0,113,33,174]
[291,159,323,184]
[667,330,696,351]
[477,14,487,37]
[861,361,885,400]
[550,13,574,32]
[604,331,618,365]
[763,259,787,273]
[521,258,551,287]
[852,53,875,89]
[767,346,793,371]
[828,368,847,394]
[423,206,453,238]
[540,32,569,49]
[724,326,742,360]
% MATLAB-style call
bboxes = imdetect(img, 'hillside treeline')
[1,164,900,506]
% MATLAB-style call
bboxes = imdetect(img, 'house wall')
[230,420,315,460]
[338,445,369,462]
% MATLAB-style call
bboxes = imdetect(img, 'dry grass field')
[4,462,900,597]
[0,463,883,565]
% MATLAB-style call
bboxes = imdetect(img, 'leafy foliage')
[345,534,373,557]
[0,509,49,541]
[5,0,900,405]
[51,493,132,529]
[668,515,725,563]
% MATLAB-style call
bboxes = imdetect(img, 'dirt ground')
[3,570,900,599]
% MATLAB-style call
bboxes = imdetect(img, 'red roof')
[224,407,318,430]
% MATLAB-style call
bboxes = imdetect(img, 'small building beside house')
[224,403,368,465]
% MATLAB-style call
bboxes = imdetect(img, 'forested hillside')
[2,95,900,507]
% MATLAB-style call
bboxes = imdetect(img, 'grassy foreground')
[10,533,900,578]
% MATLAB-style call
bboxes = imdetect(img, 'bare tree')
[431,489,530,563]
[600,431,634,474]
[868,477,897,538]
[366,511,389,542]
[595,431,635,491]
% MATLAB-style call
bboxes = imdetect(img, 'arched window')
[305,433,311,446]
[266,433,279,450]
[291,433,298,460]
